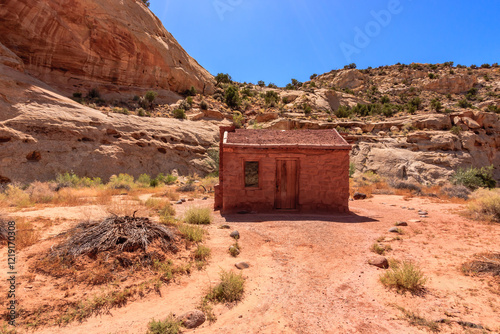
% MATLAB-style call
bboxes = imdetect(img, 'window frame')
[243,160,260,189]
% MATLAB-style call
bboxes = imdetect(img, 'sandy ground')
[1,195,499,334]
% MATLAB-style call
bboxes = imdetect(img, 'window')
[244,161,259,188]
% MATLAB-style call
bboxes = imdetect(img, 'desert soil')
[1,195,499,334]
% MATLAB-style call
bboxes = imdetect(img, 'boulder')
[178,310,206,329]
[353,192,367,200]
[332,69,366,89]
[368,257,389,269]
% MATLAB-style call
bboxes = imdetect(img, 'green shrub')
[108,174,135,191]
[194,245,211,261]
[178,224,204,243]
[380,260,427,293]
[408,97,422,110]
[457,99,472,108]
[450,126,461,135]
[141,0,151,7]
[185,207,212,225]
[430,98,442,112]
[467,189,500,223]
[229,242,240,257]
[451,165,496,190]
[145,91,158,103]
[310,73,318,80]
[206,270,245,303]
[344,63,357,69]
[233,111,244,128]
[428,73,436,79]
[225,85,240,109]
[349,162,356,178]
[147,314,181,334]
[150,173,177,187]
[264,91,279,107]
[56,172,102,188]
[200,100,209,110]
[371,243,392,255]
[380,95,390,104]
[186,96,193,106]
[136,174,151,187]
[87,88,100,99]
[215,73,232,85]
[486,105,499,113]
[302,103,312,114]
[187,86,197,96]
[73,92,82,98]
[257,80,265,87]
[172,108,186,119]
[481,63,491,68]
[267,83,278,88]
[335,105,353,118]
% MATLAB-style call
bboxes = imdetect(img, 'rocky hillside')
[163,63,499,184]
[0,0,214,103]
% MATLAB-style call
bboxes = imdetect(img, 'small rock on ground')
[178,310,206,329]
[368,257,389,269]
[180,198,186,202]
[408,219,421,223]
[219,224,230,229]
[175,200,182,205]
[388,227,401,233]
[235,262,250,269]
[395,221,408,226]
[353,192,367,200]
[229,245,240,256]
[230,230,240,239]
[188,198,194,201]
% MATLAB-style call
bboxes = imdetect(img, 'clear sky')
[150,0,500,87]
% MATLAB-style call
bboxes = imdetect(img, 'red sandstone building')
[214,126,351,214]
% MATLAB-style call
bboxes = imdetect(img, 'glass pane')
[245,161,259,188]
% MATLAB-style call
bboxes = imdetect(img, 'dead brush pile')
[34,215,180,284]
[52,214,177,256]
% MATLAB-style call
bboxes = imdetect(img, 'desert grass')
[147,314,181,334]
[160,188,180,201]
[16,219,41,249]
[205,269,245,303]
[177,224,204,243]
[184,206,212,225]
[466,189,500,223]
[144,198,176,217]
[0,184,32,208]
[200,176,218,192]
[371,243,392,255]
[380,259,427,293]
[194,244,211,269]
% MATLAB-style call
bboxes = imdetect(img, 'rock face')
[0,58,219,184]
[424,75,477,94]
[0,0,214,102]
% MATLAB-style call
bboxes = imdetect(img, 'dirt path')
[3,195,500,333]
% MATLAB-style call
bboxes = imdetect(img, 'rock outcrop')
[0,0,214,103]
[0,56,219,184]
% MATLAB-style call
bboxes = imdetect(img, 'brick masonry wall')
[221,147,350,214]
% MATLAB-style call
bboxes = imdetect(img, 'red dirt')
[1,195,499,334]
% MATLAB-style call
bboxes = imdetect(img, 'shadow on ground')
[220,211,378,224]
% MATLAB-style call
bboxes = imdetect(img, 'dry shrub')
[462,253,500,277]
[53,188,83,206]
[51,215,177,257]
[0,220,9,242]
[466,189,500,223]
[185,206,212,225]
[161,188,180,201]
[200,176,218,192]
[206,270,245,303]
[26,181,57,203]
[388,179,422,194]
[440,184,471,200]
[145,198,176,217]
[0,184,32,208]
[350,172,390,197]
[380,260,427,293]
[16,219,41,249]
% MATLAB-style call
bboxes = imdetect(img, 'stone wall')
[220,147,350,214]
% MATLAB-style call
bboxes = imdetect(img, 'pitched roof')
[224,129,351,149]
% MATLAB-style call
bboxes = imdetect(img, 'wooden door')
[275,159,298,210]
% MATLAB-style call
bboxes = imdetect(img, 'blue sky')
[150,0,500,87]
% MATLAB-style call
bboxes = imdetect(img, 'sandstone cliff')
[0,48,219,184]
[0,0,214,103]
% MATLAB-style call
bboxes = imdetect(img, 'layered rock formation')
[0,50,219,184]
[260,112,500,184]
[0,0,214,102]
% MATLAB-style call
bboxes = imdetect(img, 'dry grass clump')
[26,181,57,203]
[440,184,471,200]
[466,188,500,223]
[144,198,176,217]
[184,206,212,225]
[160,188,180,201]
[350,171,390,198]
[380,259,427,293]
[147,314,181,334]
[371,243,392,255]
[0,184,32,208]
[177,224,204,243]
[205,270,245,303]
[52,215,177,257]
[0,220,9,243]
[462,253,500,277]
[16,219,41,249]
